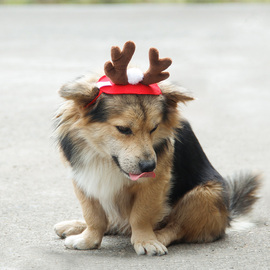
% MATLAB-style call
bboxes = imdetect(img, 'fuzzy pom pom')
[127,68,144,85]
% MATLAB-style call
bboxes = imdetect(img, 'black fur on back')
[168,120,261,221]
[168,120,224,205]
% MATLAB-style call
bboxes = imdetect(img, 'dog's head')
[57,41,193,180]
[58,76,193,180]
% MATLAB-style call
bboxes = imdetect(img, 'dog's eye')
[116,126,132,135]
[150,125,159,134]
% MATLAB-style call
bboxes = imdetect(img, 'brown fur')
[53,73,260,256]
[156,181,228,246]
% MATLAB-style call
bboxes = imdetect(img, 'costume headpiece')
[85,41,172,108]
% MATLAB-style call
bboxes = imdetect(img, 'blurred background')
[1,0,270,4]
[1,0,269,269]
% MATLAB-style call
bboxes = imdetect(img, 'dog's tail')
[226,173,262,231]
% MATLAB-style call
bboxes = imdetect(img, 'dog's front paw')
[64,229,102,250]
[54,220,86,239]
[133,239,168,256]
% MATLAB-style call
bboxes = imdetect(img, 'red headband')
[85,75,162,108]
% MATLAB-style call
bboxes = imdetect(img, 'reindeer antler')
[104,41,171,86]
[104,41,136,85]
[141,48,172,85]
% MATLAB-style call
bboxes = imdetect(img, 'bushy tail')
[226,173,262,222]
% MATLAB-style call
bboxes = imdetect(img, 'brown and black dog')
[54,41,260,256]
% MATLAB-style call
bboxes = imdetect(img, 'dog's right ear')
[58,76,100,107]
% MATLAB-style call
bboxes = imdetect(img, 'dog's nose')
[139,160,156,173]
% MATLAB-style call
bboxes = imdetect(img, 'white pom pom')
[127,68,144,85]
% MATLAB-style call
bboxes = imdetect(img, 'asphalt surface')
[0,3,270,270]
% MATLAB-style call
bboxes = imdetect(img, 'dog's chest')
[72,156,130,220]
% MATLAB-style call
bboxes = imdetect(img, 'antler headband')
[86,41,172,108]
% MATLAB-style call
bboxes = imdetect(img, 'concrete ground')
[0,3,269,270]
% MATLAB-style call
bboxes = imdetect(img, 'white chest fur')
[71,153,131,225]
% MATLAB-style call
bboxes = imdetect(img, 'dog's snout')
[139,160,156,173]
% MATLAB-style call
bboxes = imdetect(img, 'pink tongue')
[129,172,156,181]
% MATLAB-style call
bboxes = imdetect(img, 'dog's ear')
[160,85,194,129]
[161,85,194,107]
[58,76,100,107]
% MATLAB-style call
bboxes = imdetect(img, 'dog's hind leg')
[156,181,229,246]
[54,220,87,239]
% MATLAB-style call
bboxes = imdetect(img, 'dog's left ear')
[162,87,194,107]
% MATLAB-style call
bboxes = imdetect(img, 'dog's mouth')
[129,172,156,181]
[112,156,156,181]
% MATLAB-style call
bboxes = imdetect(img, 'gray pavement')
[0,3,270,270]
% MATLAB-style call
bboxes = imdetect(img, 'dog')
[53,41,261,256]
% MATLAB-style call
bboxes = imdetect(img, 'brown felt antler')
[141,48,172,85]
[104,41,136,85]
[104,41,172,86]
